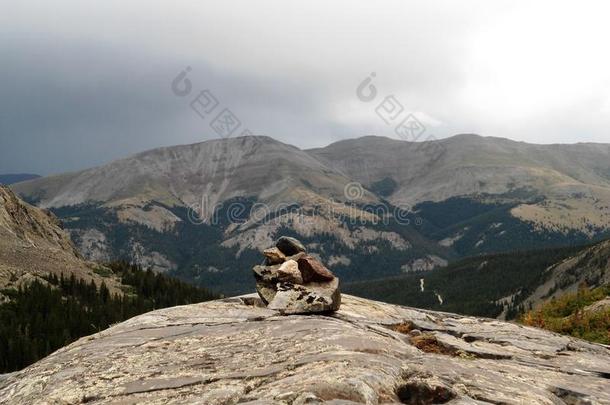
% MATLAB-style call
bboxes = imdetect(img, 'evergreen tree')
[0,262,218,373]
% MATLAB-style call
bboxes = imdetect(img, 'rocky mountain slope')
[14,136,361,210]
[520,239,610,311]
[312,135,610,249]
[10,135,610,293]
[522,283,610,344]
[1,294,609,404]
[0,185,122,297]
[12,136,389,258]
[309,134,610,205]
[0,186,219,372]
[10,137,431,293]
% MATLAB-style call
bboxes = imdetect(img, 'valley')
[345,241,608,319]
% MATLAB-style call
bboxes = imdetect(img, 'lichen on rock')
[1,294,610,404]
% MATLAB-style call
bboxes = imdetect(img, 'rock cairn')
[253,236,341,314]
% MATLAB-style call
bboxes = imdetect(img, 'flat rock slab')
[1,295,610,404]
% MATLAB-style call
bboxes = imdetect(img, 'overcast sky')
[2,1,610,175]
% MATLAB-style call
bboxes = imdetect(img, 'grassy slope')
[521,284,610,344]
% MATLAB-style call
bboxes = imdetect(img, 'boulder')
[277,260,303,284]
[286,251,306,262]
[297,255,335,283]
[254,236,340,314]
[255,282,277,305]
[252,264,281,283]
[267,278,341,314]
[275,236,306,256]
[253,261,303,285]
[263,247,286,265]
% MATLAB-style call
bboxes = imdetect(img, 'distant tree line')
[344,244,586,318]
[0,262,218,373]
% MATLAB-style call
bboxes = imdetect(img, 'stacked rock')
[253,236,341,314]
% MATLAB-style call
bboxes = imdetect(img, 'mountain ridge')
[13,135,367,209]
[9,134,610,292]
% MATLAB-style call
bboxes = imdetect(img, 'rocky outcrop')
[0,185,123,294]
[254,237,341,314]
[1,294,609,404]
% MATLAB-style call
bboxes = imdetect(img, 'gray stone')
[255,282,277,305]
[252,264,281,284]
[253,262,302,285]
[297,255,335,282]
[263,247,286,265]
[276,236,306,256]
[277,260,303,284]
[267,278,341,314]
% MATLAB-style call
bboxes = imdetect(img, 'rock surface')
[267,278,341,314]
[254,238,341,314]
[276,236,307,256]
[263,247,287,265]
[1,294,609,404]
[297,255,335,282]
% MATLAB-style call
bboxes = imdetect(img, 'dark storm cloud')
[0,40,182,174]
[1,0,609,175]
[0,39,340,174]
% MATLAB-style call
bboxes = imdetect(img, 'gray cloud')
[0,38,337,174]
[1,0,609,174]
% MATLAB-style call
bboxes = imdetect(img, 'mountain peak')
[0,185,73,252]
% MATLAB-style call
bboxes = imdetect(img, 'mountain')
[13,136,359,209]
[0,174,40,186]
[0,185,122,297]
[2,294,609,404]
[309,134,610,206]
[11,136,433,293]
[11,135,610,293]
[310,135,610,255]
